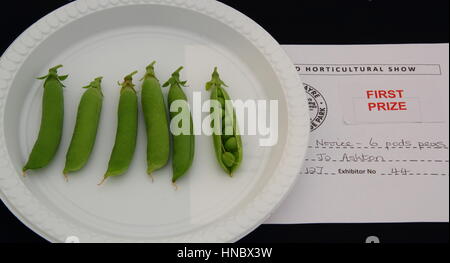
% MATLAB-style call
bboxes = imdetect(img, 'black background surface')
[0,0,448,243]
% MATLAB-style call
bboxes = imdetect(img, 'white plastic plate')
[0,0,309,243]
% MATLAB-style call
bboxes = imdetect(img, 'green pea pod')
[23,65,68,173]
[141,62,170,176]
[206,67,243,176]
[63,77,103,178]
[163,67,195,184]
[100,71,139,184]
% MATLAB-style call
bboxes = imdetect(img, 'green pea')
[100,71,139,185]
[224,137,238,152]
[163,67,195,184]
[63,77,103,178]
[141,62,170,176]
[222,134,233,142]
[23,65,68,173]
[206,67,243,176]
[222,152,236,167]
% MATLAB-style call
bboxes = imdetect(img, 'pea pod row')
[24,65,240,185]
[206,68,243,176]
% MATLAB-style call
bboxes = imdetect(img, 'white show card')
[268,44,449,224]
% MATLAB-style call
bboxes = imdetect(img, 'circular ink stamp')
[304,83,328,132]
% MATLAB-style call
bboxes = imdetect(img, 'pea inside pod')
[100,71,139,185]
[63,77,103,179]
[206,67,243,176]
[163,67,195,185]
[23,65,68,174]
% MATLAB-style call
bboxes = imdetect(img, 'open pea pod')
[207,68,243,176]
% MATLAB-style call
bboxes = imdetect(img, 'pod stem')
[141,61,158,81]
[172,182,179,191]
[119,71,138,90]
[83,76,103,90]
[37,65,68,83]
[206,67,228,91]
[174,66,184,75]
[49,65,63,72]
[124,71,138,81]
[149,173,154,183]
[163,67,187,88]
[98,176,109,186]
[64,173,69,182]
